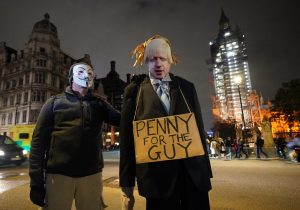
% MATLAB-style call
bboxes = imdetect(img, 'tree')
[272,79,300,132]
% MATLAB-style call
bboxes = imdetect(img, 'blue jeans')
[226,146,232,159]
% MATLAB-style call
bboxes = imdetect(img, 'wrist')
[121,187,134,197]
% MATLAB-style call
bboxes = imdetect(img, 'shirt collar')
[149,73,172,85]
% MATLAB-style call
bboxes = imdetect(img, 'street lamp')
[234,76,246,129]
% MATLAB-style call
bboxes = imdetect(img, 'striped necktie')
[156,82,170,114]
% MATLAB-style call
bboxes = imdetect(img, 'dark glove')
[30,186,46,207]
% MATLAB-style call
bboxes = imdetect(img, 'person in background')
[29,63,120,210]
[274,135,287,159]
[236,137,249,159]
[225,137,233,160]
[210,138,218,159]
[119,35,212,210]
[206,137,211,157]
[287,135,300,162]
[256,135,268,159]
[219,138,226,158]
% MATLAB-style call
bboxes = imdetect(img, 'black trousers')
[146,166,210,210]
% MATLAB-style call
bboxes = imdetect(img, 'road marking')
[0,180,28,194]
[0,172,27,179]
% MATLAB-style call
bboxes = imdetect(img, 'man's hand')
[121,187,135,210]
[30,186,46,207]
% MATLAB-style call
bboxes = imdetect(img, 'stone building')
[0,14,91,134]
[94,61,129,147]
[96,61,128,111]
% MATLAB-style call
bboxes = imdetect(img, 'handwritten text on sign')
[133,113,204,163]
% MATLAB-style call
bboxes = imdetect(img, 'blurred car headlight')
[22,149,28,156]
[0,150,4,156]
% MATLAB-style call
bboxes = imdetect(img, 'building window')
[51,75,56,87]
[36,59,47,67]
[25,73,30,84]
[2,97,8,107]
[19,77,23,86]
[5,81,10,90]
[30,109,40,123]
[1,114,6,125]
[8,113,13,124]
[41,91,46,102]
[35,72,45,83]
[24,92,28,104]
[32,91,40,102]
[15,111,20,124]
[10,96,14,105]
[16,93,21,104]
[32,91,46,102]
[22,110,27,123]
[40,47,46,53]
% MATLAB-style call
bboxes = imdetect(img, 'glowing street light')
[233,75,242,85]
[234,76,246,128]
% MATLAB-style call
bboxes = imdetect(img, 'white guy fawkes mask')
[72,63,94,88]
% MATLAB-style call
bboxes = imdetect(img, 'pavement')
[98,149,298,210]
[0,150,299,210]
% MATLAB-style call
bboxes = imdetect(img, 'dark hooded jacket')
[29,86,120,189]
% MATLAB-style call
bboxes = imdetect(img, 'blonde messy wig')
[132,35,179,67]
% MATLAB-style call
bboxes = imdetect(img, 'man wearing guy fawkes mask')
[71,63,95,90]
[29,62,120,210]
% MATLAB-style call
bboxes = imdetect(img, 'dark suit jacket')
[119,74,212,199]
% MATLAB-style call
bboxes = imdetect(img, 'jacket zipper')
[80,98,84,128]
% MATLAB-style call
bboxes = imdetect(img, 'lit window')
[224,32,231,37]
[227,52,235,57]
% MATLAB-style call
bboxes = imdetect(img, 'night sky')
[1,0,299,130]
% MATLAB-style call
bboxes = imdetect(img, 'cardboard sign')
[133,113,205,164]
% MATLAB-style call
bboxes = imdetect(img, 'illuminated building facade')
[209,9,252,127]
[260,102,300,136]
